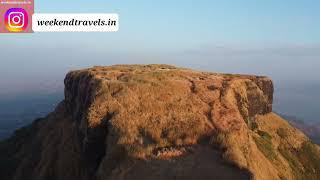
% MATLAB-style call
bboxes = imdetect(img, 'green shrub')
[253,131,277,160]
[251,121,258,131]
[257,130,272,141]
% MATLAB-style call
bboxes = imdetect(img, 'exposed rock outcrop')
[0,64,319,180]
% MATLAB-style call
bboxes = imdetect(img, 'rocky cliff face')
[1,65,319,180]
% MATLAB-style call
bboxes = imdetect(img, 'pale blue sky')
[0,0,319,93]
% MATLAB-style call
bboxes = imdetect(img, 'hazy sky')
[0,1,319,121]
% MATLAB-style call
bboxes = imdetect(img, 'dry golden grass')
[64,65,273,161]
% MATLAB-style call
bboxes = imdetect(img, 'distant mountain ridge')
[279,114,320,144]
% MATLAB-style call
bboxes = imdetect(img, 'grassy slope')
[254,113,320,180]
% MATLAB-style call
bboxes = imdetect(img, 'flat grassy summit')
[1,64,319,180]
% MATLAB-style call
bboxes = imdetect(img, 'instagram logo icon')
[5,8,28,32]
